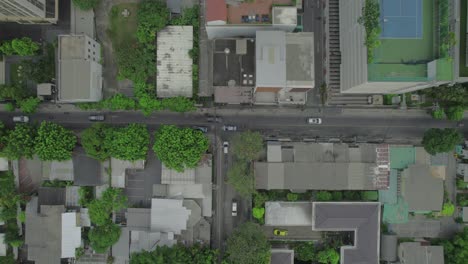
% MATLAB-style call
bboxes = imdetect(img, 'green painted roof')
[383,196,409,224]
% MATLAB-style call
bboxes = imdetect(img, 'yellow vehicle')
[273,229,288,236]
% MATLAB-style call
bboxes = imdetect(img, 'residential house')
[458,163,468,182]
[70,4,95,38]
[312,202,381,264]
[335,0,453,95]
[73,147,103,186]
[0,0,59,24]
[254,142,390,190]
[398,242,444,264]
[156,26,193,98]
[57,34,102,102]
[265,202,312,226]
[380,234,398,263]
[110,158,145,188]
[61,212,82,258]
[205,0,297,39]
[270,249,294,264]
[254,31,314,105]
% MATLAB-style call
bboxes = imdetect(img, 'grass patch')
[108,4,139,49]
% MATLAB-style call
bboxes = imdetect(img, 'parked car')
[193,126,209,133]
[307,117,322,124]
[206,116,222,123]
[89,115,105,121]
[222,125,237,131]
[223,141,229,154]
[13,116,29,123]
[273,229,288,236]
[232,200,238,216]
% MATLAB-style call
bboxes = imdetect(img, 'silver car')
[222,125,237,131]
[307,117,322,124]
[89,115,105,121]
[13,116,29,123]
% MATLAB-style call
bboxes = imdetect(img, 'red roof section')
[206,0,227,22]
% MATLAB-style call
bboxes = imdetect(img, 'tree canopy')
[422,128,463,155]
[317,248,340,264]
[153,125,209,172]
[108,124,150,161]
[231,131,263,161]
[88,188,127,226]
[136,0,169,44]
[18,97,41,114]
[34,122,77,161]
[130,244,217,264]
[89,223,121,253]
[445,105,464,121]
[81,124,112,161]
[72,0,100,10]
[227,161,255,198]
[0,37,40,56]
[295,242,316,261]
[440,227,468,264]
[225,222,270,264]
[0,84,27,101]
[2,124,36,160]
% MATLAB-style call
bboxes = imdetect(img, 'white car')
[13,116,29,123]
[222,125,237,131]
[307,117,322,124]
[223,141,229,154]
[232,200,238,216]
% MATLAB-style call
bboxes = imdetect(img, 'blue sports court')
[380,0,423,39]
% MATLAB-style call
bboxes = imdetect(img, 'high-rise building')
[0,0,58,24]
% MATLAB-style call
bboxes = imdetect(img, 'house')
[205,0,297,39]
[401,164,444,212]
[38,187,66,206]
[265,202,312,226]
[73,147,102,186]
[70,4,95,38]
[270,249,294,264]
[25,197,64,264]
[398,242,444,264]
[380,234,398,262]
[110,158,145,188]
[254,142,390,190]
[336,0,452,94]
[312,202,381,264]
[0,0,59,24]
[458,163,468,182]
[156,26,193,98]
[254,31,314,105]
[462,207,468,222]
[57,34,102,102]
[61,212,81,258]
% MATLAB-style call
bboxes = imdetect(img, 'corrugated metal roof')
[402,164,443,212]
[156,26,193,98]
[380,234,398,262]
[61,212,81,258]
[161,163,195,184]
[339,0,368,92]
[255,31,286,88]
[272,7,297,25]
[398,243,444,264]
[150,198,191,234]
[265,201,312,226]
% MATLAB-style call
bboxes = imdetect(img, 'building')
[312,202,381,264]
[110,158,145,188]
[270,249,294,264]
[336,0,452,94]
[458,163,468,182]
[57,34,102,102]
[156,26,193,98]
[254,142,390,190]
[0,0,58,24]
[380,234,398,262]
[398,242,444,264]
[70,4,95,38]
[265,202,312,226]
[61,212,81,258]
[73,147,103,186]
[205,0,297,39]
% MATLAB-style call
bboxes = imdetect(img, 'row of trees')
[358,0,381,62]
[130,244,217,264]
[0,122,76,161]
[0,171,24,248]
[82,124,209,171]
[295,242,340,264]
[87,188,127,253]
[427,84,468,121]
[0,84,41,114]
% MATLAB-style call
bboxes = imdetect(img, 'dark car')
[192,126,209,133]
[88,115,105,121]
[207,116,222,123]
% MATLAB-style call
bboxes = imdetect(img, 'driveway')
[263,226,322,241]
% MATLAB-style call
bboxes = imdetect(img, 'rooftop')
[270,249,294,264]
[398,242,444,264]
[156,26,193,98]
[150,198,191,234]
[61,212,81,258]
[73,147,102,186]
[265,202,312,226]
[312,202,380,264]
[38,187,66,207]
[226,0,293,24]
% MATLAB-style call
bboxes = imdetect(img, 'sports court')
[380,0,423,39]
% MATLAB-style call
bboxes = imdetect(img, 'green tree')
[0,84,27,101]
[18,97,40,113]
[5,102,15,112]
[11,38,40,56]
[130,244,217,264]
[227,162,255,197]
[107,124,150,161]
[72,0,100,10]
[136,0,169,44]
[81,124,113,161]
[286,192,299,201]
[88,188,127,226]
[441,202,455,216]
[89,223,121,253]
[153,125,209,172]
[102,94,137,110]
[445,105,464,121]
[231,131,263,161]
[316,191,332,201]
[358,0,381,62]
[432,108,445,119]
[3,124,36,160]
[20,43,55,83]
[78,186,94,207]
[440,227,468,264]
[422,128,463,155]
[160,97,195,112]
[225,222,270,264]
[317,248,340,264]
[295,242,316,261]
[35,122,77,161]
[252,207,265,220]
[115,43,155,82]
[424,84,468,105]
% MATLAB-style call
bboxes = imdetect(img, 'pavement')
[263,226,322,241]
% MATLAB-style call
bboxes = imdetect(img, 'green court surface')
[383,196,409,224]
[390,147,415,169]
[369,0,434,80]
[459,0,468,77]
[436,58,453,81]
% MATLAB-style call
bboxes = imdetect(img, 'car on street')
[89,115,105,121]
[273,229,288,236]
[222,125,237,131]
[206,116,222,123]
[232,200,237,216]
[13,116,29,123]
[307,117,322,124]
[193,126,209,133]
[223,141,229,154]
